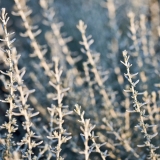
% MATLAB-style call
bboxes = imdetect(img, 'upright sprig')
[74,104,108,160]
[11,49,43,159]
[77,20,117,119]
[0,8,18,159]
[13,0,52,78]
[47,57,72,160]
[39,0,82,89]
[121,50,159,160]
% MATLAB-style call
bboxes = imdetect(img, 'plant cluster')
[0,0,160,160]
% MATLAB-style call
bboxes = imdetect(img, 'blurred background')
[0,0,160,159]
